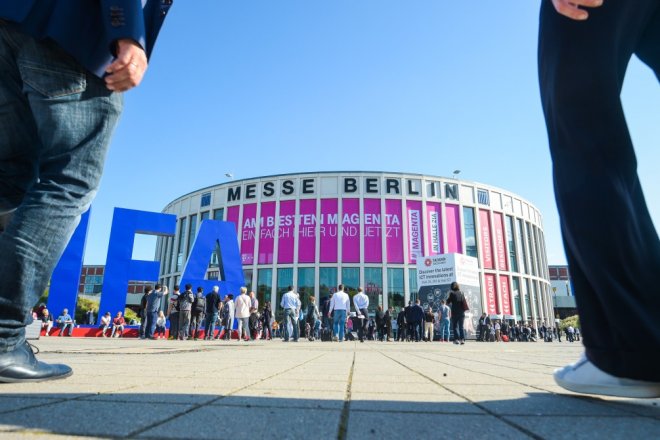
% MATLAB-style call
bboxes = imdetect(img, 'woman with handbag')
[446,281,468,345]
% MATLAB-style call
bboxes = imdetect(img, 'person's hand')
[105,39,148,92]
[552,0,603,20]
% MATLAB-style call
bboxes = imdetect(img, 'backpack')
[194,296,206,313]
[177,292,192,310]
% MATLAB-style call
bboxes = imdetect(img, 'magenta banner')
[278,200,295,264]
[492,212,508,271]
[406,200,423,264]
[258,201,275,264]
[342,198,360,263]
[499,275,512,316]
[445,204,462,253]
[385,199,403,263]
[484,273,498,314]
[426,202,442,256]
[240,203,257,265]
[298,199,316,263]
[227,205,240,236]
[363,199,382,263]
[479,209,494,270]
[320,199,338,263]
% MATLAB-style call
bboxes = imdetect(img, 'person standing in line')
[0,1,172,382]
[138,287,150,339]
[203,286,222,340]
[249,291,259,340]
[396,307,407,341]
[321,293,333,332]
[306,296,320,340]
[446,282,467,345]
[410,300,425,342]
[190,287,206,340]
[222,294,235,340]
[145,284,166,339]
[167,285,181,340]
[478,313,490,342]
[375,306,385,342]
[538,0,659,398]
[353,287,369,343]
[261,302,273,340]
[177,284,194,340]
[438,300,451,343]
[384,306,394,342]
[423,307,435,342]
[280,286,300,342]
[328,284,350,342]
[234,287,252,342]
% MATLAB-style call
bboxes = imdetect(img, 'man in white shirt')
[234,287,252,341]
[280,286,300,342]
[328,284,350,342]
[353,287,369,343]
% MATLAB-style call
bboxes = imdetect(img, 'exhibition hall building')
[156,172,553,327]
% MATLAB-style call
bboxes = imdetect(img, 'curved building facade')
[156,171,553,330]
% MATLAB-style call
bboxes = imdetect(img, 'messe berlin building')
[156,171,553,326]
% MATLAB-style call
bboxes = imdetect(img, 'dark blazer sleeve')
[100,0,147,53]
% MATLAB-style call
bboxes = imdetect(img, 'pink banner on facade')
[484,273,498,314]
[426,202,442,256]
[258,201,275,264]
[297,199,316,263]
[240,204,257,265]
[278,200,295,264]
[445,204,462,253]
[406,200,423,264]
[320,199,338,263]
[499,275,512,316]
[227,205,240,240]
[385,199,403,263]
[479,209,494,269]
[342,198,360,263]
[363,199,382,263]
[493,212,508,271]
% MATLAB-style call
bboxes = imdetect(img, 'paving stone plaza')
[0,339,658,439]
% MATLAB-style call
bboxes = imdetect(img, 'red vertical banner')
[479,209,494,269]
[445,204,462,253]
[320,198,338,263]
[385,199,403,263]
[406,200,423,264]
[499,275,511,316]
[426,202,442,256]
[342,198,360,263]
[492,212,508,271]
[258,201,275,264]
[240,203,257,265]
[363,199,382,263]
[278,200,295,264]
[484,273,498,314]
[297,199,316,263]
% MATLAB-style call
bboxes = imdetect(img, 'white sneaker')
[554,353,660,398]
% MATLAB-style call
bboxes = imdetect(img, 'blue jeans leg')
[205,313,217,339]
[0,25,122,353]
[333,310,346,341]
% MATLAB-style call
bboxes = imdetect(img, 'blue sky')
[84,0,659,265]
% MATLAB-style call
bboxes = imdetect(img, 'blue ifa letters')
[48,207,243,324]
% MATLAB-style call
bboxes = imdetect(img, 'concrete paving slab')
[350,393,484,414]
[505,415,660,439]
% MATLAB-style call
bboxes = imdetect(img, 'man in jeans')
[203,286,222,340]
[352,287,369,343]
[280,286,300,342]
[328,284,350,342]
[0,2,172,382]
[177,284,194,340]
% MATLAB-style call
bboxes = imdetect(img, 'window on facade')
[525,278,533,320]
[341,267,360,302]
[298,267,315,312]
[207,271,219,281]
[477,189,490,206]
[187,214,197,258]
[505,215,518,272]
[512,277,521,318]
[176,217,187,272]
[526,222,537,276]
[387,268,405,311]
[243,268,253,292]
[257,268,272,314]
[276,268,293,317]
[319,267,338,300]
[517,219,528,275]
[200,211,210,222]
[213,208,224,221]
[409,268,418,302]
[200,192,211,207]
[364,267,382,313]
[463,207,478,259]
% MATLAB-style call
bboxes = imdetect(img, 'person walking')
[446,282,467,345]
[353,287,369,343]
[280,286,300,342]
[438,300,451,342]
[203,286,222,340]
[328,284,350,342]
[423,307,435,342]
[234,287,252,342]
[538,0,660,398]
